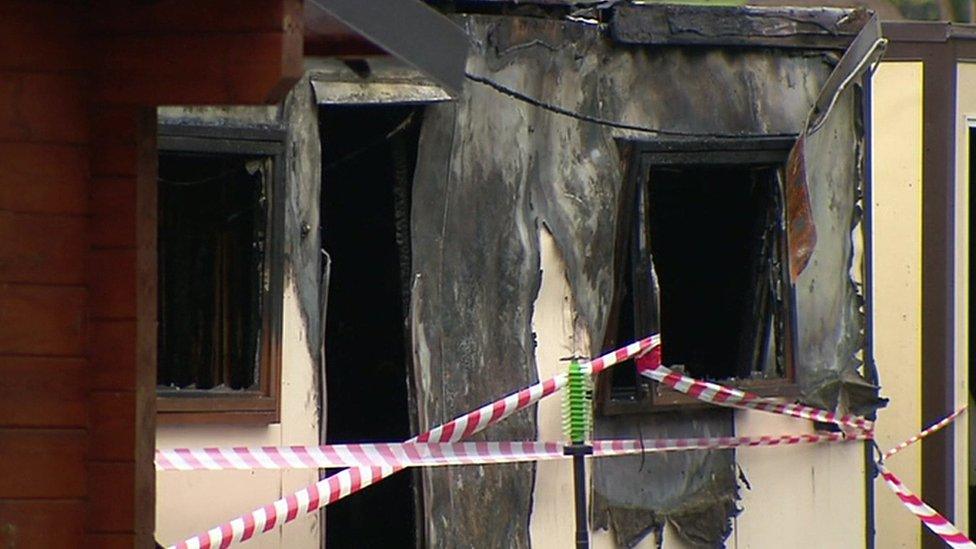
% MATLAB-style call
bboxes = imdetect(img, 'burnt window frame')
[155,123,286,424]
[600,137,801,415]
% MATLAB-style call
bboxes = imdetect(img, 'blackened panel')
[281,76,324,365]
[411,85,539,547]
[592,411,738,548]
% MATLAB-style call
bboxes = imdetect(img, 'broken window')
[601,140,797,412]
[155,124,284,421]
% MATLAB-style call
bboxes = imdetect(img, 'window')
[155,124,284,423]
[600,139,798,413]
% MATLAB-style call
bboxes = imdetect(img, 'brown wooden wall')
[0,1,302,546]
[0,3,92,546]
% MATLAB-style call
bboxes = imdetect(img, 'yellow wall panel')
[871,61,924,547]
[954,62,976,528]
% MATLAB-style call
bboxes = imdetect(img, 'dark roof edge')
[611,4,871,50]
[882,21,976,43]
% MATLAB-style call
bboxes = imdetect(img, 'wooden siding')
[0,1,303,546]
[0,4,91,548]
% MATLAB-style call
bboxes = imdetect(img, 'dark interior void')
[321,105,422,548]
[646,165,784,382]
[157,152,267,390]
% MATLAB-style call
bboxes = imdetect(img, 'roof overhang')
[308,57,453,105]
[304,0,469,98]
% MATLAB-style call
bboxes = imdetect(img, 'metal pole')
[565,444,593,549]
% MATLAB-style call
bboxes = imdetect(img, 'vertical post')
[564,357,593,548]
[565,444,593,548]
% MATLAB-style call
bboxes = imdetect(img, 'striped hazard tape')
[636,349,873,431]
[156,432,869,472]
[884,406,967,459]
[874,406,973,547]
[878,464,976,548]
[167,336,659,549]
[163,334,972,549]
[635,355,976,548]
[416,336,659,443]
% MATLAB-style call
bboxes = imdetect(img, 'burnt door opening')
[321,104,422,548]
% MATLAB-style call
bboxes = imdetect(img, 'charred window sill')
[600,378,801,416]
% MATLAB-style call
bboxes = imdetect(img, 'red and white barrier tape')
[173,464,398,549]
[416,336,657,444]
[633,348,976,547]
[878,464,976,548]
[167,336,659,549]
[636,351,873,431]
[168,333,970,549]
[156,431,869,472]
[884,406,967,459]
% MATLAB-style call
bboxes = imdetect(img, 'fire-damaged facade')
[409,5,884,548]
[12,1,976,548]
[147,3,889,548]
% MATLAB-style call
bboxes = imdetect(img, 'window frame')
[155,123,286,424]
[600,137,801,415]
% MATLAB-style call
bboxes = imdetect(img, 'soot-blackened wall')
[409,9,879,547]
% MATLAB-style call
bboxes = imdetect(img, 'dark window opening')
[649,166,786,382]
[321,104,422,548]
[601,146,795,413]
[157,152,270,392]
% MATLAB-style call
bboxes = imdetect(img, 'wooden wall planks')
[90,177,136,249]
[0,500,87,547]
[0,2,87,72]
[0,73,90,144]
[0,284,86,355]
[0,429,87,498]
[89,319,137,392]
[88,248,137,320]
[0,143,89,215]
[90,0,299,35]
[0,2,92,541]
[0,212,87,284]
[0,1,303,545]
[0,357,88,428]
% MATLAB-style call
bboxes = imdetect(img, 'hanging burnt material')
[784,14,887,416]
[785,138,817,282]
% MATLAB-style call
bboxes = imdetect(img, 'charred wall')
[408,11,878,548]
